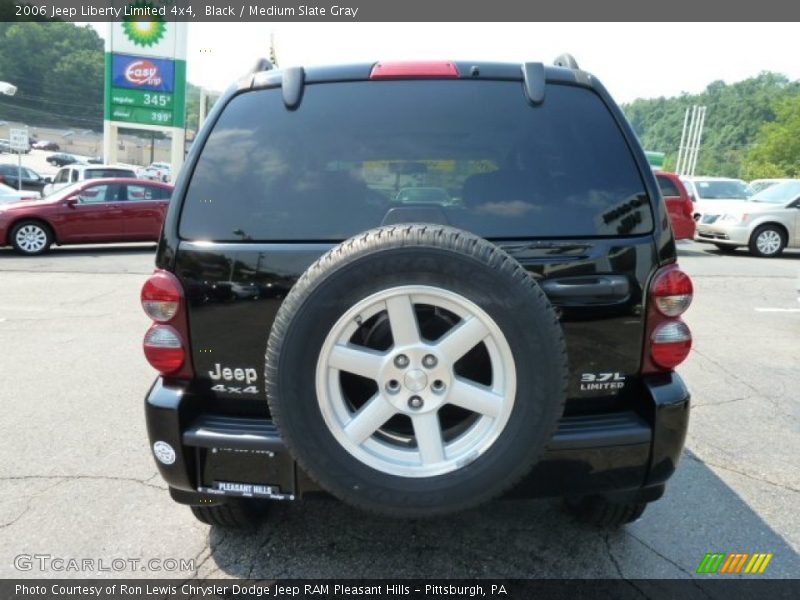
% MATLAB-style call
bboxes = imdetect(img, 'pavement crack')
[625,531,716,600]
[604,533,625,578]
[685,454,800,494]
[692,349,761,397]
[625,530,695,577]
[247,531,273,579]
[0,474,167,491]
[0,479,66,529]
[623,531,716,600]
[190,543,214,578]
[691,396,748,409]
[178,531,218,586]
[604,533,651,599]
[692,348,795,420]
[58,290,117,305]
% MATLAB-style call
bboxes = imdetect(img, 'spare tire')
[265,225,567,517]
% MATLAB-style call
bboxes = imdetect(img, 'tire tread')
[265,224,568,517]
[189,500,264,528]
[565,497,647,528]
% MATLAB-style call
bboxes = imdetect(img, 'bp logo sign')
[105,16,186,128]
[122,1,167,47]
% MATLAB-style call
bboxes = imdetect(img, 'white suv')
[680,177,753,221]
[42,164,137,196]
[694,179,800,257]
[143,162,172,183]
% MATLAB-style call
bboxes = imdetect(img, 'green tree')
[0,22,104,128]
[742,97,800,179]
[623,72,800,178]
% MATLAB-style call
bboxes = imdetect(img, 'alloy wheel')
[315,285,516,478]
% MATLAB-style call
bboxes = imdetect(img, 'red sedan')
[0,178,172,255]
[654,170,695,240]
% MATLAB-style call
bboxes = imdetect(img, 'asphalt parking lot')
[0,240,798,580]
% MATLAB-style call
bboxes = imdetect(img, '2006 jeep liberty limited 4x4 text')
[142,55,693,529]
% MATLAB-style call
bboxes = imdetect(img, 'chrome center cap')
[403,369,428,393]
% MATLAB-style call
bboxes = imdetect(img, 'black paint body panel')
[146,374,689,503]
[173,236,657,410]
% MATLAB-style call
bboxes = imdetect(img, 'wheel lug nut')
[408,396,424,410]
[422,354,438,368]
[394,354,410,368]
[431,380,446,393]
[385,380,401,394]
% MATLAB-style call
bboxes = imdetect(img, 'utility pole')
[269,31,279,68]
[677,105,707,176]
[689,107,707,177]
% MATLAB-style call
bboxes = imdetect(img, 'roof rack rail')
[553,53,579,70]
[251,57,274,74]
[521,62,545,105]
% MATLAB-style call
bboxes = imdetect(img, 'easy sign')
[111,54,174,93]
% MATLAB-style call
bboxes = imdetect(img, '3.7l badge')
[580,372,626,391]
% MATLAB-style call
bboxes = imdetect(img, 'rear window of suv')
[180,80,652,241]
[86,168,136,179]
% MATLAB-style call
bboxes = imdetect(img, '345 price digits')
[143,93,170,108]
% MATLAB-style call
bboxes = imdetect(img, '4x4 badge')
[580,372,626,391]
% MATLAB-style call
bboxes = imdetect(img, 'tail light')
[683,198,694,219]
[370,61,460,79]
[643,264,693,373]
[143,325,185,373]
[141,270,193,378]
[651,268,692,317]
[141,271,181,322]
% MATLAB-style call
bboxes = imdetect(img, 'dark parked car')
[142,56,693,529]
[0,164,50,195]
[0,138,31,154]
[47,153,80,167]
[32,140,60,151]
[0,178,172,255]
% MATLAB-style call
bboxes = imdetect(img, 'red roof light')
[370,61,460,80]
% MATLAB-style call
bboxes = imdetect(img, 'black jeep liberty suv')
[142,55,693,528]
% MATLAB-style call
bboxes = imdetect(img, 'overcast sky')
[91,22,800,103]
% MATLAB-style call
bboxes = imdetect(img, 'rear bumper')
[145,373,690,506]
[695,223,751,245]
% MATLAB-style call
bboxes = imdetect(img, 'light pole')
[1,81,24,190]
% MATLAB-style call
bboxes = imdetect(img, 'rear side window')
[127,184,169,201]
[656,175,681,197]
[180,80,651,241]
[78,184,114,204]
[85,169,136,179]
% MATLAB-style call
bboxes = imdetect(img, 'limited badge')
[580,372,626,391]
